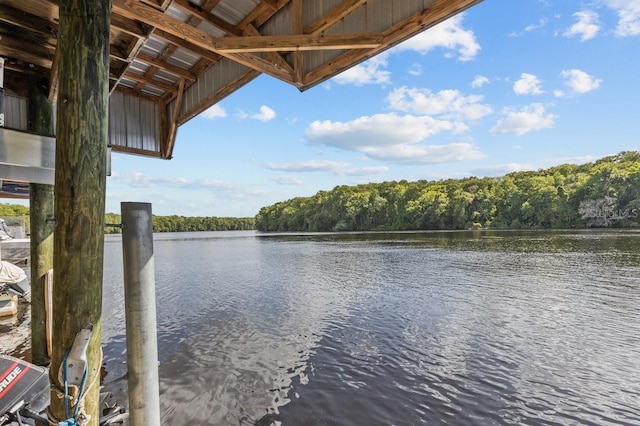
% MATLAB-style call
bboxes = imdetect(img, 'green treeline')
[0,204,254,234]
[105,214,255,234]
[255,151,640,232]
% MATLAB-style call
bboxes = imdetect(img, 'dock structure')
[0,1,484,424]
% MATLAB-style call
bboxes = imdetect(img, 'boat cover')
[0,262,25,285]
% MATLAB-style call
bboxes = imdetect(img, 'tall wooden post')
[27,75,55,368]
[50,0,111,424]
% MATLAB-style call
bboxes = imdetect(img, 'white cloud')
[331,14,478,88]
[509,17,549,37]
[471,163,536,176]
[394,14,480,62]
[305,113,485,164]
[306,113,464,151]
[471,75,490,88]
[491,103,556,136]
[271,176,303,185]
[265,160,388,176]
[563,10,600,41]
[605,0,640,36]
[561,69,602,94]
[513,73,544,95]
[332,55,391,86]
[252,105,276,122]
[266,160,352,172]
[114,172,236,190]
[200,104,227,119]
[386,87,493,121]
[362,143,485,164]
[408,64,422,76]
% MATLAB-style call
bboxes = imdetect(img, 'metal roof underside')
[1,0,482,160]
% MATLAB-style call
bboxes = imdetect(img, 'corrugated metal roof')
[1,0,483,161]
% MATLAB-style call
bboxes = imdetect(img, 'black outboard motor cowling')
[0,355,49,425]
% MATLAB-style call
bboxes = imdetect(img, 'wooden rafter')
[171,0,243,36]
[306,0,368,34]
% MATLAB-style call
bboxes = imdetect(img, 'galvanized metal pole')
[120,202,161,426]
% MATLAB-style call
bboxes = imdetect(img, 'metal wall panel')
[4,95,28,131]
[177,56,253,122]
[108,92,161,153]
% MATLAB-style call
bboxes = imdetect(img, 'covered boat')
[0,261,28,318]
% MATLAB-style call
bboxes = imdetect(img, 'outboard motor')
[0,355,49,426]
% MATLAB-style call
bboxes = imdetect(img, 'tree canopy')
[255,151,640,232]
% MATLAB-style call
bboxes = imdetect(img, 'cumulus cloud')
[305,113,484,164]
[563,10,600,41]
[237,105,276,122]
[513,73,544,95]
[605,0,640,37]
[265,160,388,176]
[393,14,480,61]
[252,105,276,122]
[471,75,490,88]
[561,69,602,94]
[306,113,465,150]
[386,87,493,121]
[200,104,227,119]
[491,103,556,136]
[333,55,391,86]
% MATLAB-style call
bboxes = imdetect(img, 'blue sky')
[106,0,640,217]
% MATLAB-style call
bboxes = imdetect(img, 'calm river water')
[101,230,640,425]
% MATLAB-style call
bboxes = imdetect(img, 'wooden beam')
[123,71,179,94]
[171,0,243,36]
[112,0,293,83]
[177,68,259,125]
[303,0,483,90]
[153,29,222,63]
[0,37,54,69]
[111,144,163,157]
[28,73,55,368]
[210,33,384,53]
[49,46,60,102]
[111,13,150,38]
[243,24,294,76]
[0,3,58,35]
[305,0,368,34]
[292,0,303,86]
[136,53,197,81]
[50,0,110,424]
[163,78,185,158]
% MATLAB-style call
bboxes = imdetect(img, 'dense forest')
[255,151,640,232]
[0,204,253,234]
[105,214,254,234]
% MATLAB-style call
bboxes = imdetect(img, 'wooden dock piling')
[49,1,111,424]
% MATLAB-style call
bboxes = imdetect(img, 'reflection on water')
[102,230,640,425]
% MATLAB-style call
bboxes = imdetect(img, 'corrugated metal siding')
[214,0,259,26]
[3,93,161,154]
[108,92,161,153]
[4,95,28,131]
[177,56,253,122]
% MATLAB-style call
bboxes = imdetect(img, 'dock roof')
[1,0,481,159]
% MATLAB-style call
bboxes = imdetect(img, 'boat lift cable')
[59,348,89,426]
